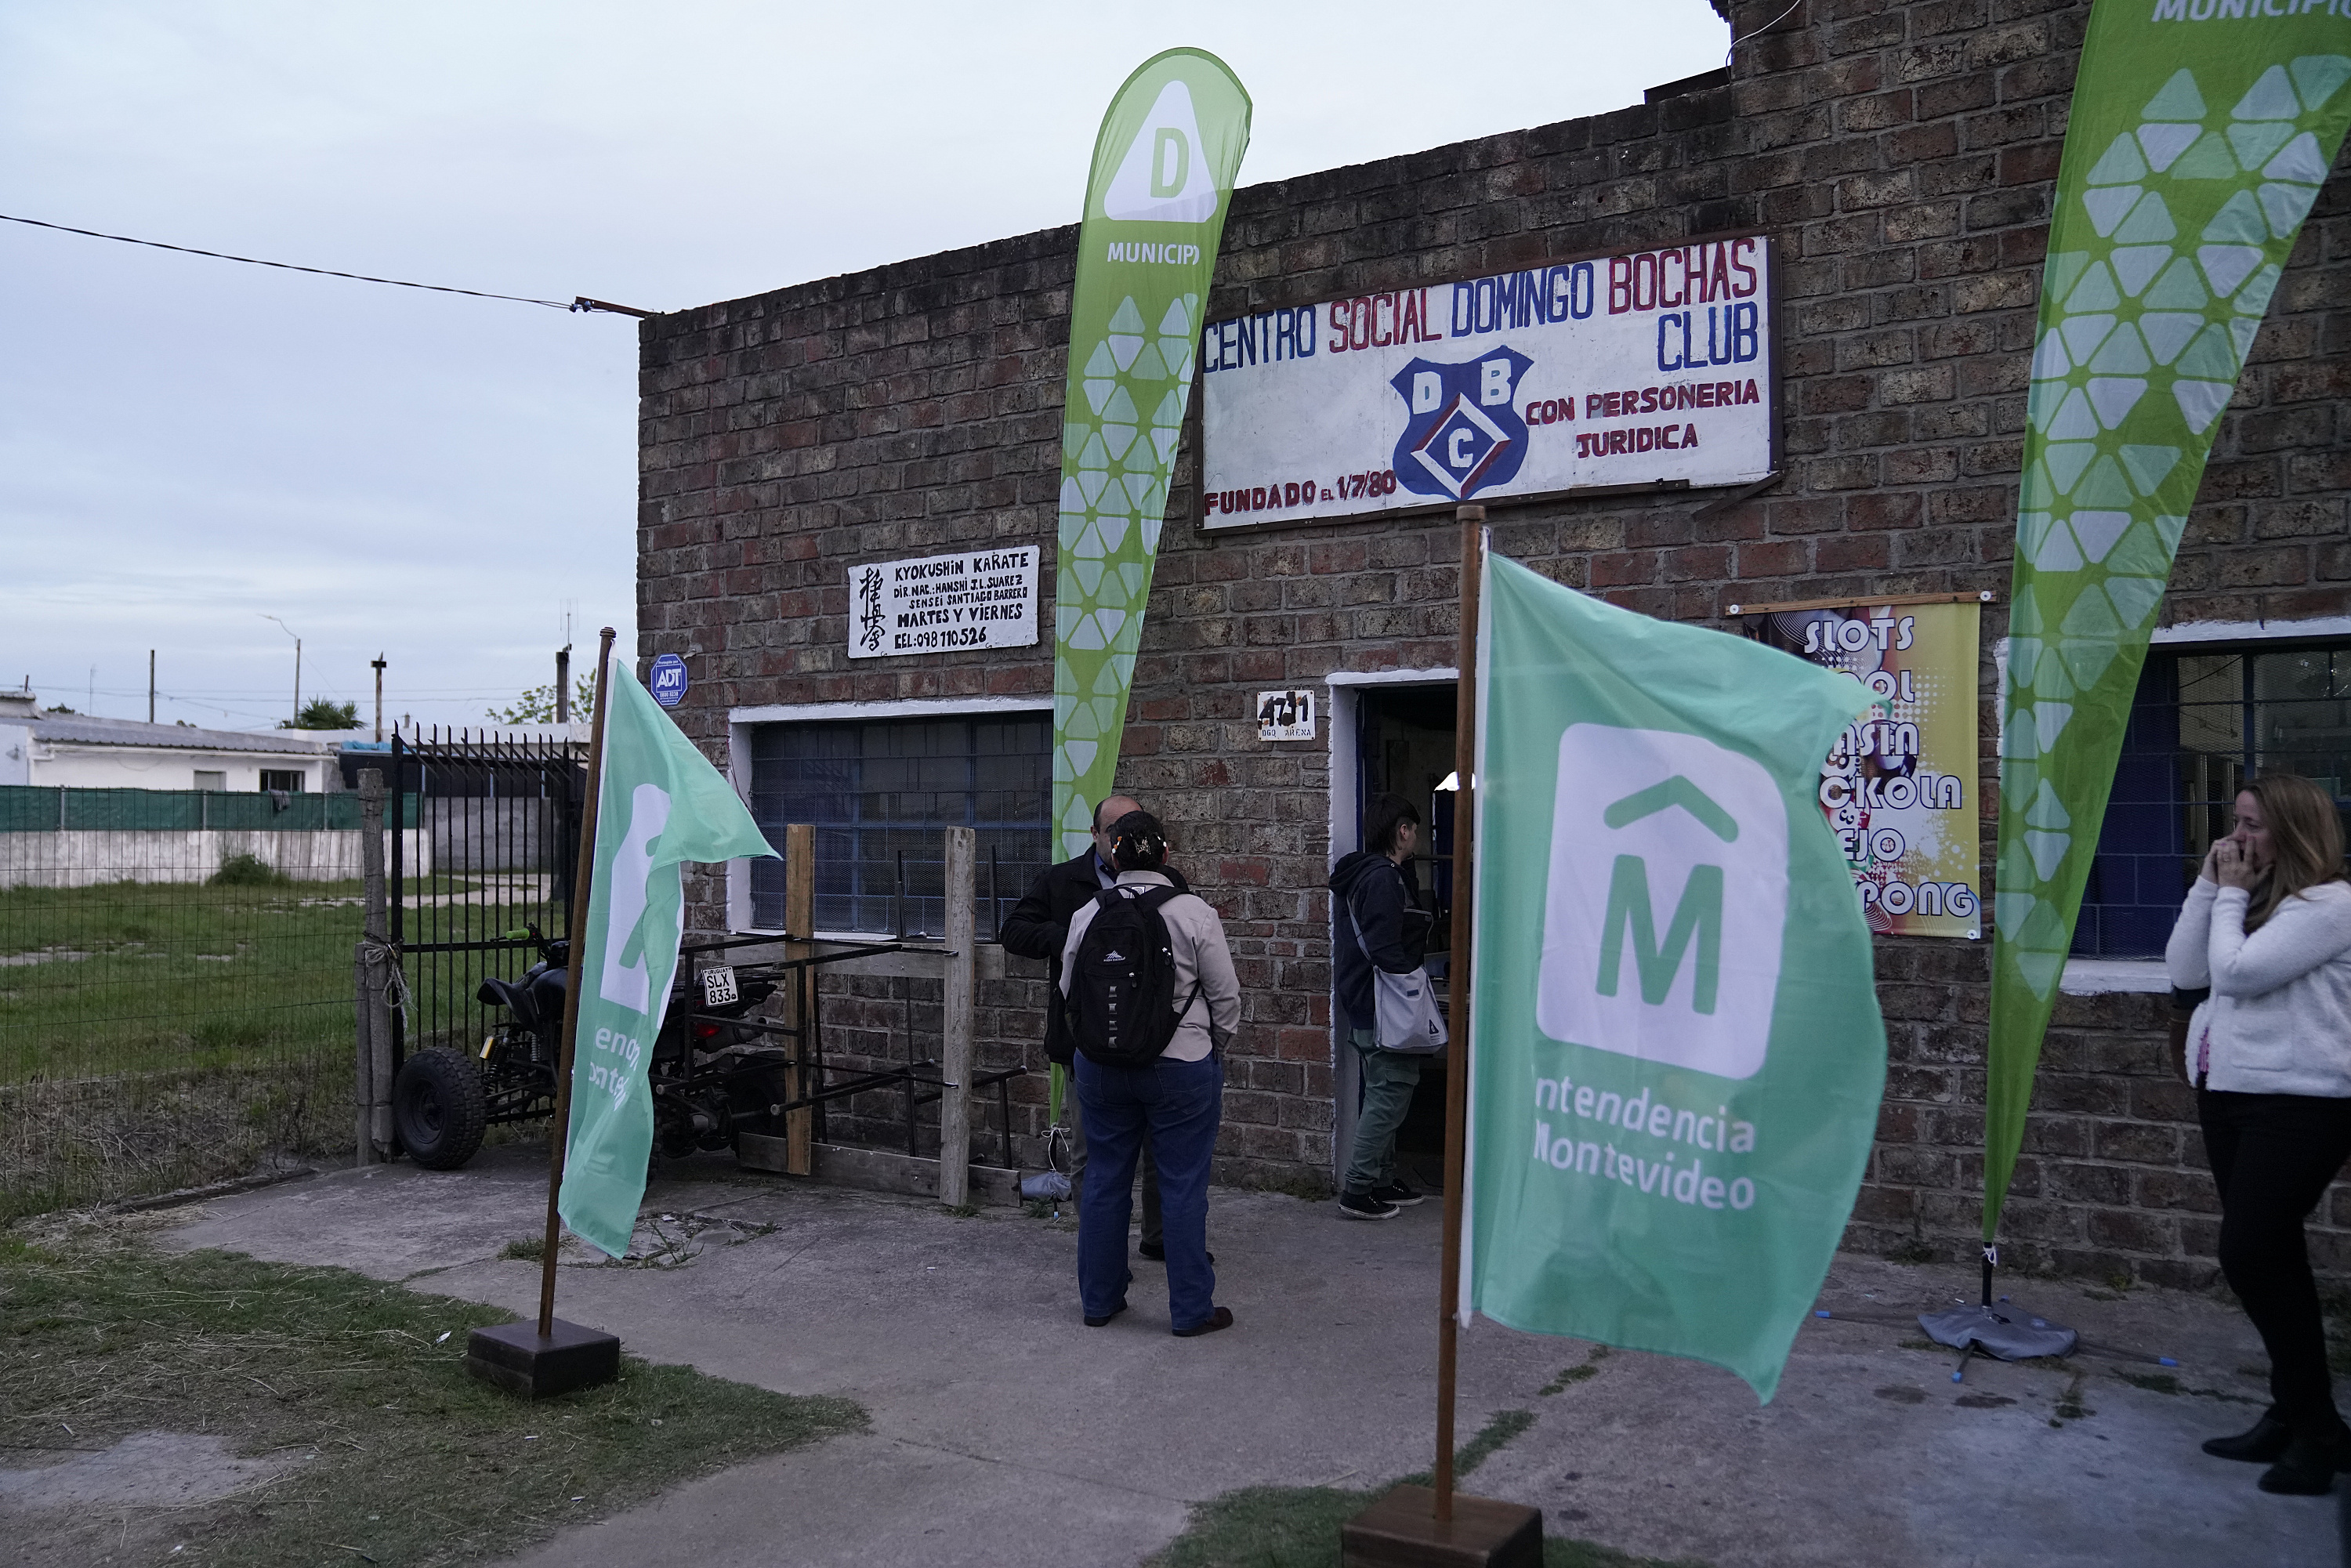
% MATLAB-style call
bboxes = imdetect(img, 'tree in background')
[489,679,594,725]
[282,698,358,730]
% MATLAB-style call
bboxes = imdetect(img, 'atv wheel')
[393,1047,488,1170]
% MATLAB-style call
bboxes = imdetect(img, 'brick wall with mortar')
[638,0,2351,1284]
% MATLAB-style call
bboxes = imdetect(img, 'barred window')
[2077,642,2351,958]
[746,713,1052,935]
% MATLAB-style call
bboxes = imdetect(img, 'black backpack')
[1061,885,1201,1068]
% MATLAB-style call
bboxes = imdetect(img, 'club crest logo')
[1389,349,1533,500]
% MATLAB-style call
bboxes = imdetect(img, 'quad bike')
[390,930,793,1170]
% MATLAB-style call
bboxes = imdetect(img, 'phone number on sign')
[891,626,995,652]
[1204,469,1397,519]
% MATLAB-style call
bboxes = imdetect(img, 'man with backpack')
[1060,809,1241,1336]
[1001,793,1190,1257]
[1331,792,1438,1221]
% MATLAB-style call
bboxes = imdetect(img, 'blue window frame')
[746,713,1052,935]
[2076,642,2351,958]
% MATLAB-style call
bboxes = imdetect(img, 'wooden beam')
[936,827,976,1208]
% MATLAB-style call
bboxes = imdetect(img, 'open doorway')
[1332,681,1458,1195]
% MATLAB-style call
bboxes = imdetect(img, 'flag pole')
[539,626,616,1337]
[1434,506,1484,1523]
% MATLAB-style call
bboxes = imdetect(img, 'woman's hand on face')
[2201,840,2226,884]
[2213,838,2260,890]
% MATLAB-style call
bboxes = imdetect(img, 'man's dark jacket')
[1002,850,1190,1065]
[1329,849,1428,1034]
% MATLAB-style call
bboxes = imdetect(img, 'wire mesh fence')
[0,786,425,1218]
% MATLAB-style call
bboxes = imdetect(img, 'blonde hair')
[2242,772,2349,930]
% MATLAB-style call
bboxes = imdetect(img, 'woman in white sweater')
[2165,772,2351,1495]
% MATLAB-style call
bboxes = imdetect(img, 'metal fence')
[388,731,584,1071]
[0,787,419,1218]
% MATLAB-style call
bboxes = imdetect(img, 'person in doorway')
[1061,811,1240,1335]
[2166,773,2351,1494]
[1001,792,1191,1258]
[1330,791,1435,1221]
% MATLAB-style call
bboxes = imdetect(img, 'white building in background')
[0,690,340,792]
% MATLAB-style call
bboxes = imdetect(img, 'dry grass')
[0,1222,864,1566]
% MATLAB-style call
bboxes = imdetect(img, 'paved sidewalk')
[163,1146,2336,1567]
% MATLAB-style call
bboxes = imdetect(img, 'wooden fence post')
[354,769,393,1164]
[782,823,816,1175]
[936,826,976,1208]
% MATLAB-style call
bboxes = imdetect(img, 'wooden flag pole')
[538,626,616,1336]
[1434,507,1484,1522]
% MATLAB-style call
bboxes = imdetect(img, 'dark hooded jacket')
[1002,848,1189,1065]
[1329,849,1429,1034]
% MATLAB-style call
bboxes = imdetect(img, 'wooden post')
[1435,506,1484,1523]
[539,628,616,1338]
[355,768,393,1164]
[782,822,816,1175]
[936,826,977,1207]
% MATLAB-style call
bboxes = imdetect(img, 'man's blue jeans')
[1074,1052,1222,1331]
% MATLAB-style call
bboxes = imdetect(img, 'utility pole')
[371,655,387,743]
[555,645,571,725]
[263,615,302,723]
[148,650,156,724]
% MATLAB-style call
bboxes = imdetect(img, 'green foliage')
[490,678,595,724]
[208,852,290,887]
[281,697,359,730]
[498,1237,549,1262]
[0,1236,865,1567]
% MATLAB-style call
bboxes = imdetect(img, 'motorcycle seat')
[476,976,539,1030]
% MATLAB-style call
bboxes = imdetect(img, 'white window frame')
[2056,614,2351,995]
[723,695,1053,936]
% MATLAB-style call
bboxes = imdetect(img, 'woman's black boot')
[2204,1409,2291,1463]
[2256,1421,2351,1495]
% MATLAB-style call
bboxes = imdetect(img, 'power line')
[0,212,652,317]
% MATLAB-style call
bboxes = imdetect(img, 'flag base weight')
[464,1319,621,1399]
[1340,1485,1542,1567]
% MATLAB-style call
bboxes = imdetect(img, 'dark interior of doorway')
[1353,684,1458,1192]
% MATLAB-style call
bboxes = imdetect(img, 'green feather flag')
[1051,50,1251,855]
[1984,13,2351,1238]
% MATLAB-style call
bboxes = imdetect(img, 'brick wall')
[637,0,2351,1284]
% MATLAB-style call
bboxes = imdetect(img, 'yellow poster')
[1739,599,1981,940]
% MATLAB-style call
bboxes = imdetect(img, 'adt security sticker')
[1538,724,1787,1081]
[648,654,689,709]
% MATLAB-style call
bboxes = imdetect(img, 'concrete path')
[162,1147,2337,1566]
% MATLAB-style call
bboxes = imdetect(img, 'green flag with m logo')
[1464,552,1885,1400]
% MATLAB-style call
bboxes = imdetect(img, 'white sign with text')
[1201,238,1774,528]
[847,547,1039,660]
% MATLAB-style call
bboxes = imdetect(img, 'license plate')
[699,965,739,1007]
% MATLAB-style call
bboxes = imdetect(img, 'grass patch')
[2,872,561,1215]
[2119,1371,2180,1396]
[1540,1345,1610,1396]
[0,1228,864,1566]
[498,1237,550,1262]
[1150,1408,1704,1568]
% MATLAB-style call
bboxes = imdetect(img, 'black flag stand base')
[1340,1485,1543,1568]
[1917,1244,2079,1378]
[465,1318,622,1399]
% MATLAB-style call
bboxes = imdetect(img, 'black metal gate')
[387,730,585,1081]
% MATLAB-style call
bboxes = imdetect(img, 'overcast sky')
[0,1,1730,734]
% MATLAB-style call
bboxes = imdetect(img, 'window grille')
[2076,642,2351,958]
[746,713,1052,935]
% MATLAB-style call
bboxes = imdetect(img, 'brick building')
[636,0,2351,1286]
